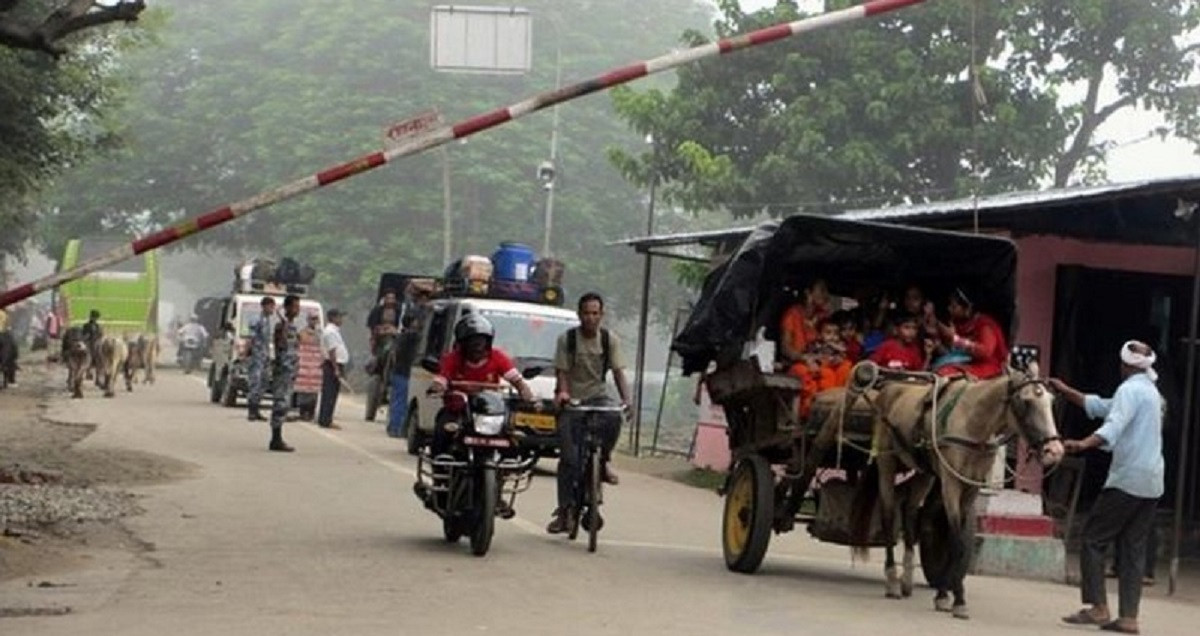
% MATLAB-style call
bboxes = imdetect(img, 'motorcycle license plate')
[463,436,511,448]
[514,412,556,432]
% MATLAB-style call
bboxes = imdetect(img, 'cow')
[141,334,159,384]
[123,333,160,386]
[97,335,128,398]
[61,327,90,398]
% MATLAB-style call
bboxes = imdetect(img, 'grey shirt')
[554,328,625,402]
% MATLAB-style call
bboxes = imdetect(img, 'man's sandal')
[1062,609,1108,626]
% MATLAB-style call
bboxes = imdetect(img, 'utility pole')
[541,44,562,255]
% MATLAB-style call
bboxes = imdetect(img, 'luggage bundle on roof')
[441,242,566,306]
[235,257,316,296]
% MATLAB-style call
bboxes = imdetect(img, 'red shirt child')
[871,314,926,371]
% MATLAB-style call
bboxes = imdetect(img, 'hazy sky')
[737,0,1200,185]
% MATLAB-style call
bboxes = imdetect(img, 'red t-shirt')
[871,339,925,371]
[434,348,520,387]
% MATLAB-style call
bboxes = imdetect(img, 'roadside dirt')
[0,355,196,589]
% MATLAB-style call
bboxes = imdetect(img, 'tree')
[0,8,147,264]
[610,0,1200,218]
[37,0,713,321]
[1006,1,1200,186]
[0,0,146,56]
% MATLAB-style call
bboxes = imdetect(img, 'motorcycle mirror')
[521,365,544,380]
[420,356,440,374]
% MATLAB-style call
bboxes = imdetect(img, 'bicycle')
[560,400,625,553]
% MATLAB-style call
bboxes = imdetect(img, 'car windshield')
[480,309,577,362]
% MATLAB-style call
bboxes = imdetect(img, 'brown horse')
[839,362,1064,619]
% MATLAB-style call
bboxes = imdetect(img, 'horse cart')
[673,215,1062,617]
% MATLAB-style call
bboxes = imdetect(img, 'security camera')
[537,161,555,183]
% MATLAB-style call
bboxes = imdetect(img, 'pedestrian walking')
[317,308,348,429]
[1052,340,1165,635]
[268,295,300,452]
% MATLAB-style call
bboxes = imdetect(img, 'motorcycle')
[413,364,541,557]
[177,335,204,374]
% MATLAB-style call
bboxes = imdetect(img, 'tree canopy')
[0,0,146,56]
[0,2,149,268]
[610,0,1200,219]
[37,0,712,318]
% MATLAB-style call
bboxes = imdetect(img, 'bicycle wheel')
[587,447,602,553]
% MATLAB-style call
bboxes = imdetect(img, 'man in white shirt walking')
[318,308,349,429]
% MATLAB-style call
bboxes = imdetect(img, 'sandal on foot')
[1099,621,1139,634]
[1062,609,1107,626]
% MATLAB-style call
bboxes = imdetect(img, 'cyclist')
[546,292,632,535]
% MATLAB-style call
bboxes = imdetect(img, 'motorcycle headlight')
[472,413,506,436]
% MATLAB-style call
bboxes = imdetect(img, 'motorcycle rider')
[428,314,535,517]
[247,296,277,421]
[176,315,210,374]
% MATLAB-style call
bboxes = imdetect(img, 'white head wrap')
[1120,340,1158,382]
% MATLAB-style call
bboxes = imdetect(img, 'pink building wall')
[1013,235,1196,368]
[1010,235,1195,491]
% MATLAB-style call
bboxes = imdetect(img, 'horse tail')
[849,461,881,553]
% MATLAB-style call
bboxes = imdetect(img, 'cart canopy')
[672,214,1018,375]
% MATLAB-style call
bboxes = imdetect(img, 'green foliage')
[0,3,151,261]
[37,0,712,319]
[611,0,1200,218]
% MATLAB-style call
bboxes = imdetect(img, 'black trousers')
[317,361,342,426]
[1080,488,1158,619]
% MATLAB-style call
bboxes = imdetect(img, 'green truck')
[58,238,159,335]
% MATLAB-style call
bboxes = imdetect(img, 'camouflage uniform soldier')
[246,296,277,421]
[268,295,301,452]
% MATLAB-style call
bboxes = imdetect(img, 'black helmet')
[454,313,494,344]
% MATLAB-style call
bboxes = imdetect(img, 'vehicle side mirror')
[521,365,544,380]
[420,356,440,374]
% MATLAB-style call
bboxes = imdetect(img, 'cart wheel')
[723,454,774,573]
[365,376,380,421]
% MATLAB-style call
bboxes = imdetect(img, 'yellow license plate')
[514,412,556,432]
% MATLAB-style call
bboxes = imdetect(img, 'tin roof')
[615,176,1200,253]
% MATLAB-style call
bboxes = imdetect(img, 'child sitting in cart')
[788,317,853,418]
[870,312,929,371]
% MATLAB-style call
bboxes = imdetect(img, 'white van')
[208,291,324,406]
[404,297,579,455]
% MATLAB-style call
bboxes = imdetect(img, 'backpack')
[566,327,611,380]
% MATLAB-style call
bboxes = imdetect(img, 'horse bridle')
[1006,374,1062,453]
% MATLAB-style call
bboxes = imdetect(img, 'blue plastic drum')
[491,242,536,281]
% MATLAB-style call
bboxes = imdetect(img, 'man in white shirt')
[317,308,349,429]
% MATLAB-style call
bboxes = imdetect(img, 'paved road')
[3,369,1195,635]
